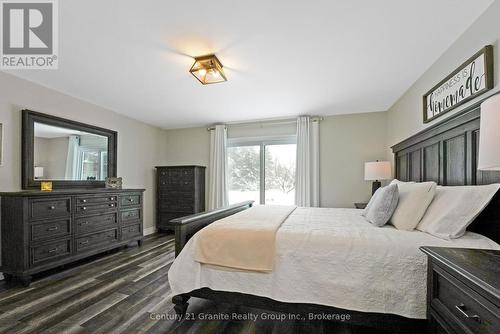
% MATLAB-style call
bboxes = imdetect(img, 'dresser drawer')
[159,176,194,189]
[76,229,118,252]
[432,267,500,334]
[121,223,141,239]
[120,194,141,207]
[30,198,71,220]
[31,219,71,242]
[30,239,71,266]
[76,202,117,215]
[159,196,194,212]
[75,213,117,235]
[76,195,117,205]
[121,208,142,222]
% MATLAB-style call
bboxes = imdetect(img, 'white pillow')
[417,184,500,239]
[389,180,437,231]
[362,184,399,227]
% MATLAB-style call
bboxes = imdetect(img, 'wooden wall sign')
[423,45,493,123]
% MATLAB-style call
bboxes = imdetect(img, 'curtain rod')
[207,117,323,131]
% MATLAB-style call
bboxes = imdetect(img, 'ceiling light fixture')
[189,54,227,85]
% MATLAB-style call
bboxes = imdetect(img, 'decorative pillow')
[417,184,500,239]
[389,180,437,231]
[362,184,399,227]
[362,188,380,214]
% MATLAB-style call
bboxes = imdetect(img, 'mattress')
[168,207,500,319]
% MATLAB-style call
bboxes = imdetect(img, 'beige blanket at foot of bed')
[193,205,296,271]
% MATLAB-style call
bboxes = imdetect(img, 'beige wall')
[163,112,388,208]
[0,71,168,232]
[386,0,500,157]
[320,112,388,207]
[163,127,210,206]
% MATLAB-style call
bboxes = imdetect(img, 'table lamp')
[34,166,44,179]
[478,94,500,171]
[365,160,392,195]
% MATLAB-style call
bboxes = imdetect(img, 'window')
[78,147,107,180]
[227,138,296,205]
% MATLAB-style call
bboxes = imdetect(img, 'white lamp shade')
[364,161,392,181]
[34,167,44,178]
[478,95,500,171]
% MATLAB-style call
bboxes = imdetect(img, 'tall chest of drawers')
[156,166,205,231]
[0,189,144,286]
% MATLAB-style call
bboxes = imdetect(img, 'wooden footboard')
[172,288,426,334]
[169,200,254,256]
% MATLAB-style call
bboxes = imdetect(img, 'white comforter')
[168,207,500,319]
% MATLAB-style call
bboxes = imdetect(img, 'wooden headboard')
[391,93,500,244]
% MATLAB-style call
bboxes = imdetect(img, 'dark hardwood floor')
[0,234,393,334]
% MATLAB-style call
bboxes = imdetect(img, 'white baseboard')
[144,226,157,236]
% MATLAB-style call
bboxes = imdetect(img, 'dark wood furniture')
[0,188,144,286]
[392,93,500,245]
[156,166,205,231]
[22,110,118,189]
[391,95,500,188]
[170,93,500,334]
[354,202,367,209]
[421,247,500,334]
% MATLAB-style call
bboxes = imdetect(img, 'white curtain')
[208,125,228,209]
[295,116,320,207]
[65,135,80,180]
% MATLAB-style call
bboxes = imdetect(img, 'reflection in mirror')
[33,122,109,181]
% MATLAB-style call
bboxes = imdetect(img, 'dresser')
[421,247,500,334]
[0,188,145,286]
[156,166,205,231]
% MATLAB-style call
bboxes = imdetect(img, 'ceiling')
[6,0,494,129]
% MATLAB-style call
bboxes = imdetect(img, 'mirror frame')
[22,110,117,189]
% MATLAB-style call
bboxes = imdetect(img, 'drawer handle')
[80,240,89,245]
[82,199,87,203]
[47,226,59,231]
[81,207,87,211]
[80,221,89,225]
[455,304,481,323]
[49,205,56,210]
[110,197,115,201]
[128,198,134,202]
[48,247,58,253]
[109,204,115,207]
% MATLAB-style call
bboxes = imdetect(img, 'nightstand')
[420,247,500,334]
[354,202,367,209]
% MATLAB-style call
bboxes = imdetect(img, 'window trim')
[227,135,297,204]
[227,135,296,147]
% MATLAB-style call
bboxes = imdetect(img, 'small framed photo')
[105,177,123,189]
[41,181,53,192]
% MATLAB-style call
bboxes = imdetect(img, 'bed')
[168,98,500,334]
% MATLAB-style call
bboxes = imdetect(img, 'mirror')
[34,123,109,181]
[22,110,117,189]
